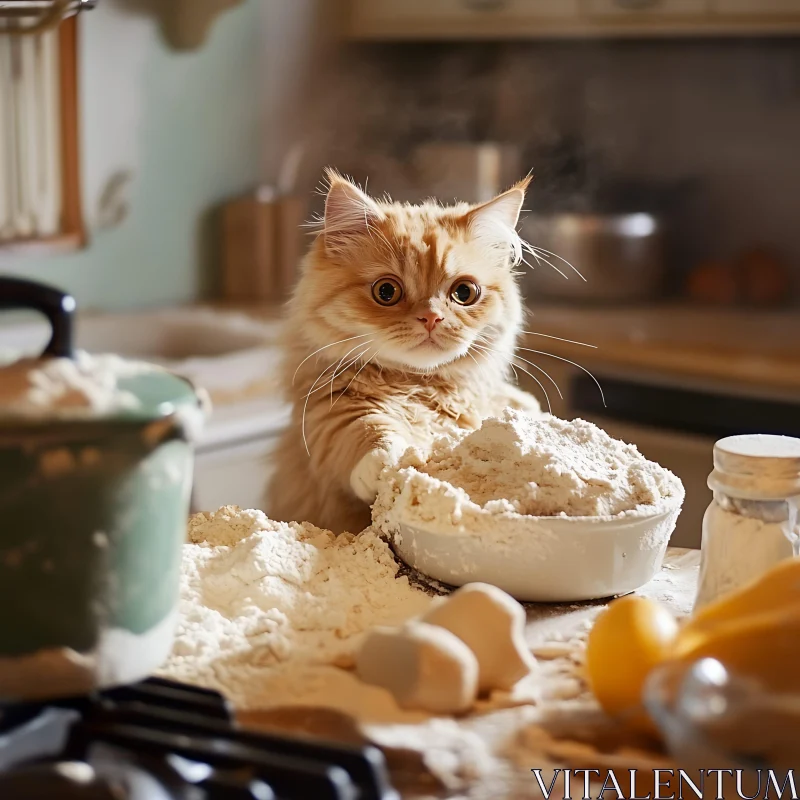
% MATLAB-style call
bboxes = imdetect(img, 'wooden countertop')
[216,301,800,397]
[521,304,800,396]
[240,549,700,799]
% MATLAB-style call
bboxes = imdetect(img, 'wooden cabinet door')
[714,0,800,13]
[192,436,281,514]
[586,0,710,16]
[348,0,581,38]
[348,0,800,36]
[353,0,580,22]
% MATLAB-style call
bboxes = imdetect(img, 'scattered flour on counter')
[1,351,152,416]
[374,409,684,537]
[159,506,430,710]
[156,506,637,795]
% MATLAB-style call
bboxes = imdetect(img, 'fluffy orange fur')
[268,170,541,533]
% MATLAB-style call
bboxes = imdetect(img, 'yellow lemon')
[586,595,678,732]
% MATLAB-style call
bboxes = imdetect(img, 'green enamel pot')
[0,278,208,701]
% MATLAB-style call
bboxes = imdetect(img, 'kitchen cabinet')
[347,0,580,38]
[586,0,710,16]
[193,435,282,515]
[346,0,800,38]
[347,0,583,39]
[353,0,581,22]
[715,0,800,13]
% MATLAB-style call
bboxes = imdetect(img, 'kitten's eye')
[450,280,480,306]
[372,277,403,306]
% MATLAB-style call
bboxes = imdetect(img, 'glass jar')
[695,434,800,610]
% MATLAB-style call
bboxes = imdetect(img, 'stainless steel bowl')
[520,212,665,303]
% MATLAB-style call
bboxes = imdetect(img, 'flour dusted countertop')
[161,508,431,711]
[237,547,700,799]
[160,506,699,796]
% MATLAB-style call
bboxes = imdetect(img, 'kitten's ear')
[323,169,383,241]
[465,176,531,264]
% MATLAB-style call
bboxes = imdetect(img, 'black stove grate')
[0,677,398,800]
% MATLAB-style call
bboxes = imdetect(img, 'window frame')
[1,16,85,257]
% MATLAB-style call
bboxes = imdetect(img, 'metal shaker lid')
[709,433,800,500]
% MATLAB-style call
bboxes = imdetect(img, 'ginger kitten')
[268,170,541,533]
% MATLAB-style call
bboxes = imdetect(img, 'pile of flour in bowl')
[374,409,684,537]
[159,506,430,709]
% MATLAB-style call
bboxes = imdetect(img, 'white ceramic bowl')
[392,498,683,602]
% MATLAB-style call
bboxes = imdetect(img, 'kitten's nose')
[417,312,444,332]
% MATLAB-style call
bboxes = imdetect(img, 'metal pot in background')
[0,278,208,702]
[520,211,666,304]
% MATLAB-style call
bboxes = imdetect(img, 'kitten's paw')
[350,440,408,503]
[350,450,386,503]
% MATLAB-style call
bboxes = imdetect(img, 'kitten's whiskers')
[303,343,373,401]
[330,346,383,410]
[464,349,481,369]
[473,343,553,414]
[328,341,375,404]
[293,333,372,385]
[508,351,563,400]
[301,362,339,456]
[516,345,606,406]
[301,343,373,455]
[520,330,597,348]
[521,246,568,281]
[525,240,586,282]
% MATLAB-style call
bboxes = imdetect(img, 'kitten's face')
[297,173,529,373]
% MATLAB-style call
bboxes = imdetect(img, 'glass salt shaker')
[694,434,800,610]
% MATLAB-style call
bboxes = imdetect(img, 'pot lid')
[0,278,204,424]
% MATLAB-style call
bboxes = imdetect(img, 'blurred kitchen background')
[1,0,799,548]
